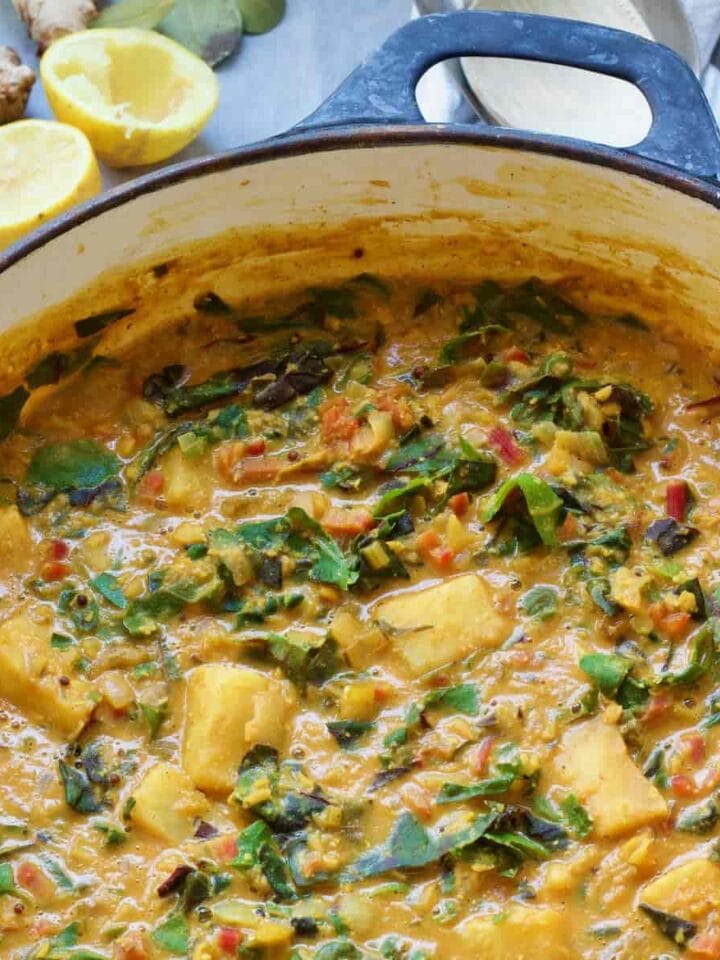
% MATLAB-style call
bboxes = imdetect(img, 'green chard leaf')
[265,631,341,691]
[578,653,632,698]
[518,585,559,620]
[560,794,593,838]
[326,720,375,749]
[74,308,134,338]
[90,572,127,610]
[483,473,563,547]
[0,386,29,441]
[152,912,189,955]
[232,820,296,900]
[232,746,328,833]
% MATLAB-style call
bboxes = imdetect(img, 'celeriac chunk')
[0,506,33,576]
[641,859,720,925]
[459,906,571,959]
[554,716,667,837]
[372,573,508,676]
[128,762,208,844]
[182,664,290,794]
[0,614,96,737]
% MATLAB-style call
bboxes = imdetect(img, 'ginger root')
[0,47,35,124]
[12,0,98,53]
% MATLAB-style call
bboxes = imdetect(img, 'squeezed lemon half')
[40,28,219,168]
[0,119,102,250]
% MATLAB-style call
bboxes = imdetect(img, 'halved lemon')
[0,119,102,250]
[40,28,219,168]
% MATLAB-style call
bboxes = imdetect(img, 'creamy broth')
[0,277,719,959]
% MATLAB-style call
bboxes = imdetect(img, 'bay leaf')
[92,0,177,29]
[160,0,243,66]
[236,0,286,34]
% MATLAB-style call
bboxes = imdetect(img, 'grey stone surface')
[0,0,410,184]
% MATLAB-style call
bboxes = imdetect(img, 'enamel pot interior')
[0,135,719,385]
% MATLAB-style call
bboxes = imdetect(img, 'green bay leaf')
[92,0,177,29]
[160,0,242,65]
[236,0,285,34]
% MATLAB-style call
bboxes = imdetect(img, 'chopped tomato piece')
[137,469,164,503]
[428,546,455,570]
[218,927,244,955]
[321,507,374,537]
[689,933,720,959]
[488,426,526,466]
[649,603,692,638]
[246,437,267,457]
[666,478,689,522]
[557,513,579,541]
[503,345,530,363]
[375,390,414,432]
[373,683,392,704]
[114,930,149,960]
[472,736,495,776]
[320,397,360,442]
[48,539,69,561]
[448,492,470,517]
[642,692,671,724]
[685,733,706,764]
[670,774,696,798]
[210,834,239,863]
[42,561,71,582]
[416,529,441,552]
[238,457,284,484]
[17,861,53,899]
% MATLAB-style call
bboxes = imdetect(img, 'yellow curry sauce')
[0,277,719,960]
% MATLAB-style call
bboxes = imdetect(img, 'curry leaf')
[93,0,176,28]
[160,0,243,65]
[236,0,285,33]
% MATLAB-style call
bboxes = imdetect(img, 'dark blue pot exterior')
[2,10,720,276]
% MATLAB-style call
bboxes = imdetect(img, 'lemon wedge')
[0,119,101,250]
[40,28,219,168]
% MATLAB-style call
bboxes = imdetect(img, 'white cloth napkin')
[687,0,720,110]
[414,0,720,124]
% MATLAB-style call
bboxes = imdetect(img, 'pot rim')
[2,123,719,277]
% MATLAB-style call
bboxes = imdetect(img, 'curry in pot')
[0,276,718,959]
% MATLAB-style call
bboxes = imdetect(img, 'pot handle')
[299,10,720,180]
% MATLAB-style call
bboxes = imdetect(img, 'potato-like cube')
[329,608,387,669]
[128,763,208,844]
[641,859,720,925]
[372,574,508,676]
[460,907,571,959]
[182,665,290,794]
[0,507,33,576]
[163,448,213,513]
[0,614,96,737]
[554,717,667,837]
